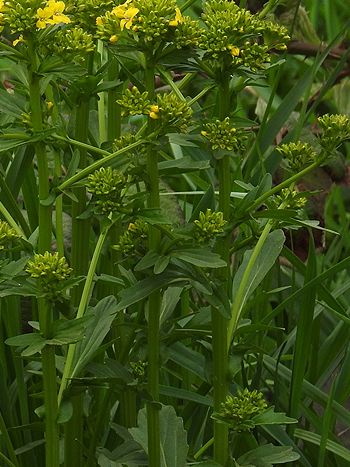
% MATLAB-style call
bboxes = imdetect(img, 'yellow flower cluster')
[36,0,70,29]
[96,0,139,42]
[111,0,139,31]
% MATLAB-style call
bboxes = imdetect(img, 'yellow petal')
[109,35,118,43]
[13,35,24,46]
[149,111,160,120]
[36,19,47,29]
[229,46,240,57]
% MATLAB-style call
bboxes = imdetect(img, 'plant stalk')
[28,38,58,466]
[145,57,161,467]
[211,78,231,465]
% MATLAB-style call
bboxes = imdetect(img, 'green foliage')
[0,0,350,466]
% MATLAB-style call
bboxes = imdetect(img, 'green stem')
[0,201,26,238]
[211,79,230,465]
[250,158,325,213]
[57,139,144,191]
[41,345,59,467]
[145,56,161,467]
[28,39,58,466]
[28,58,52,253]
[58,226,111,405]
[193,437,214,460]
[107,51,121,140]
[39,298,59,467]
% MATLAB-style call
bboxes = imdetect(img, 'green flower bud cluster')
[155,93,193,133]
[237,42,270,72]
[0,220,21,250]
[277,141,317,171]
[199,0,289,71]
[261,20,290,51]
[201,118,247,152]
[2,0,44,34]
[173,15,200,49]
[130,360,147,379]
[66,0,113,33]
[318,114,350,151]
[26,251,72,299]
[51,27,95,61]
[117,86,151,117]
[133,0,177,42]
[219,388,267,432]
[194,209,227,243]
[271,188,307,210]
[87,166,126,215]
[114,219,148,255]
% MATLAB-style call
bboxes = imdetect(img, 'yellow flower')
[120,7,139,30]
[229,45,240,57]
[109,34,118,43]
[36,0,70,29]
[169,7,183,27]
[112,1,139,31]
[47,101,54,110]
[13,35,24,46]
[149,104,160,120]
[96,16,103,26]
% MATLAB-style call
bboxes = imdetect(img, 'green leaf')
[171,248,226,268]
[252,407,297,426]
[57,400,73,424]
[134,251,160,272]
[129,405,188,467]
[231,229,285,318]
[138,208,172,225]
[48,317,92,345]
[158,157,210,175]
[71,296,118,378]
[116,272,187,311]
[6,333,44,348]
[237,444,300,466]
[236,173,272,215]
[6,332,46,356]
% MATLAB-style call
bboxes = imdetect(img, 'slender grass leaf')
[294,429,350,461]
[289,236,317,420]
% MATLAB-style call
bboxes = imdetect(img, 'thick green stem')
[66,54,94,465]
[211,79,230,465]
[28,58,52,253]
[145,58,161,467]
[39,298,59,467]
[28,40,58,466]
[41,345,59,467]
[107,52,121,140]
